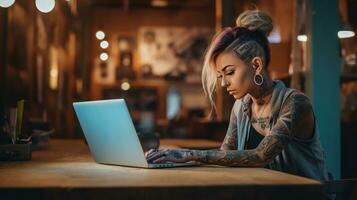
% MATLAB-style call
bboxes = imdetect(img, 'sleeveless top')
[246,126,264,150]
[227,80,330,181]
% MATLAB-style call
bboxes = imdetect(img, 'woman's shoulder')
[284,89,312,109]
[280,89,315,139]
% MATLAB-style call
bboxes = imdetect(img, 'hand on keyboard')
[145,148,195,164]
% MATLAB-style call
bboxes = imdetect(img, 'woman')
[146,10,329,181]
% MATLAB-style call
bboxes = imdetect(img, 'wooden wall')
[88,6,215,90]
[87,1,295,122]
[88,1,294,82]
[87,6,215,122]
[1,0,81,138]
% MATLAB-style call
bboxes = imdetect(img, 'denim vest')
[231,80,329,181]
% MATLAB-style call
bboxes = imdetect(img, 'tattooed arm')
[147,92,315,166]
[191,134,281,167]
[147,135,280,166]
[190,92,315,167]
[220,100,239,150]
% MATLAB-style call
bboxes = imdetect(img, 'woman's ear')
[251,57,264,74]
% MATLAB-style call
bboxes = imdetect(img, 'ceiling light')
[0,0,15,8]
[100,40,109,49]
[35,0,56,13]
[96,31,105,40]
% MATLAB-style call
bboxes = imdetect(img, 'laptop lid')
[73,99,149,168]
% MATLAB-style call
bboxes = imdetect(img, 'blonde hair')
[202,10,273,117]
[236,10,273,37]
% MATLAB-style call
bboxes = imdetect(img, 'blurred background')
[0,0,356,179]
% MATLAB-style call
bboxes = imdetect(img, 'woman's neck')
[249,75,275,106]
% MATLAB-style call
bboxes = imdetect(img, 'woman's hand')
[145,149,196,163]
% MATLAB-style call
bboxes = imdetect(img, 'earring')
[254,74,264,86]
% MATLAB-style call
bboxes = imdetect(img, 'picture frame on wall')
[138,26,213,82]
[118,35,136,52]
[116,51,136,80]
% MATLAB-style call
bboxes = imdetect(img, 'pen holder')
[0,139,32,161]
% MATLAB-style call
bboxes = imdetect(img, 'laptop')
[73,99,199,168]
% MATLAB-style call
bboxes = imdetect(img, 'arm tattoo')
[274,92,315,139]
[193,92,314,167]
[220,131,237,150]
[193,149,265,167]
[193,135,283,167]
[220,101,239,150]
[256,135,284,162]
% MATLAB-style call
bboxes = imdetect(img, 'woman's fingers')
[147,149,190,164]
[146,149,167,162]
[145,148,157,157]
[146,152,161,162]
[145,148,162,158]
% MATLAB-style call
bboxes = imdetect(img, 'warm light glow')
[49,47,59,90]
[76,79,83,93]
[100,40,109,49]
[123,57,131,66]
[297,34,308,42]
[49,68,58,89]
[118,40,129,51]
[96,31,105,40]
[35,0,56,13]
[338,30,355,39]
[100,52,109,61]
[0,0,15,8]
[151,0,168,7]
[121,81,130,91]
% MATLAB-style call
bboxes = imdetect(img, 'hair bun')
[236,10,273,37]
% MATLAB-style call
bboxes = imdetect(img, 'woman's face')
[215,51,255,99]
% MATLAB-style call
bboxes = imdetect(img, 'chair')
[323,179,357,200]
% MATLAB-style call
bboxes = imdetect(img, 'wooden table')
[0,139,324,200]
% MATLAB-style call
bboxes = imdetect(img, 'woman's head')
[202,10,273,113]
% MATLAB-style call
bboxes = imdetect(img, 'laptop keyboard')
[147,159,173,164]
